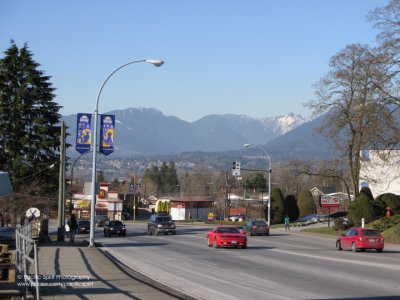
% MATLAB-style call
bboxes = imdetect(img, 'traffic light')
[232,161,240,176]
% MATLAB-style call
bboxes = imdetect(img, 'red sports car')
[336,228,384,252]
[207,226,247,249]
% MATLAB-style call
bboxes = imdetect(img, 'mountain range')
[62,107,317,158]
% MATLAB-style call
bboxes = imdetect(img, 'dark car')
[95,215,109,227]
[148,213,176,236]
[76,220,90,234]
[243,220,270,236]
[103,220,126,237]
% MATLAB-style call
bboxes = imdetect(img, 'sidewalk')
[35,238,195,300]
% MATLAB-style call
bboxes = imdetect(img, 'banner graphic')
[99,114,115,156]
[76,113,92,154]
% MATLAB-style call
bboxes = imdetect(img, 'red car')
[207,226,247,249]
[336,228,384,252]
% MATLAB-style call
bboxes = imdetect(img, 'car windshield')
[156,217,171,223]
[361,229,380,236]
[109,221,123,226]
[253,221,266,226]
[217,227,240,234]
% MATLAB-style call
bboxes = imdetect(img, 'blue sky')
[0,0,388,122]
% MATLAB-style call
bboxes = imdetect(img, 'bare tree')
[368,0,400,108]
[305,43,400,198]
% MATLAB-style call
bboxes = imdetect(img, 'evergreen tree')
[0,41,61,189]
[298,190,315,217]
[245,173,267,193]
[142,161,179,196]
[284,195,300,221]
[270,187,284,224]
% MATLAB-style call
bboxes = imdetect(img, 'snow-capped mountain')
[63,107,306,157]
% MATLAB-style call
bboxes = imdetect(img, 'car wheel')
[107,232,111,238]
[118,233,121,237]
[104,231,106,237]
[265,231,270,236]
[250,231,254,236]
[336,241,342,250]
[207,237,212,247]
[352,242,358,252]
[234,246,238,249]
[155,229,160,236]
[377,248,383,253]
[122,232,126,237]
[214,238,220,248]
[242,244,247,249]
[148,228,152,236]
[172,231,176,235]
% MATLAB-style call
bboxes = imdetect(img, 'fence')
[15,222,40,299]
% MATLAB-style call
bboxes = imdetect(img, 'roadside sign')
[320,195,340,207]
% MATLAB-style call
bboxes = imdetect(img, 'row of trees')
[141,161,180,197]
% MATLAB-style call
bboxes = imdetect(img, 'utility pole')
[57,121,66,241]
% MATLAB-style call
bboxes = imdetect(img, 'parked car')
[243,220,270,236]
[103,220,126,237]
[336,228,384,252]
[95,215,109,227]
[207,226,247,249]
[122,212,131,221]
[148,213,176,236]
[76,220,90,234]
[229,214,246,222]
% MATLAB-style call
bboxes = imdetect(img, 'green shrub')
[348,187,377,226]
[374,193,400,217]
[297,190,315,217]
[284,195,300,221]
[370,215,400,231]
[333,217,347,231]
[270,187,285,224]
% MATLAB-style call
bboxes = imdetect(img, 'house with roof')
[359,150,400,197]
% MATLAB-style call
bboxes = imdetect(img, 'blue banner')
[99,114,115,156]
[76,113,92,154]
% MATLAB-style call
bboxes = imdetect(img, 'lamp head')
[243,144,252,148]
[145,59,164,67]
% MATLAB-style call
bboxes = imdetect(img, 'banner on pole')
[76,113,92,154]
[99,114,115,156]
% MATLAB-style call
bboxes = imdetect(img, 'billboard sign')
[320,195,340,207]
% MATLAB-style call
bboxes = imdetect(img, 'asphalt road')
[84,222,400,300]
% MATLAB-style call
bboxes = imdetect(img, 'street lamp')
[244,144,272,227]
[89,59,164,247]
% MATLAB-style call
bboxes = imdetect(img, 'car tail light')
[266,226,269,229]
[252,226,257,229]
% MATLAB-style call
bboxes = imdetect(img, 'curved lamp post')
[244,144,272,226]
[89,59,164,247]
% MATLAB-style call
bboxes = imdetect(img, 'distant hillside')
[62,107,306,157]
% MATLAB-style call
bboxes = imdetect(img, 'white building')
[359,150,400,197]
